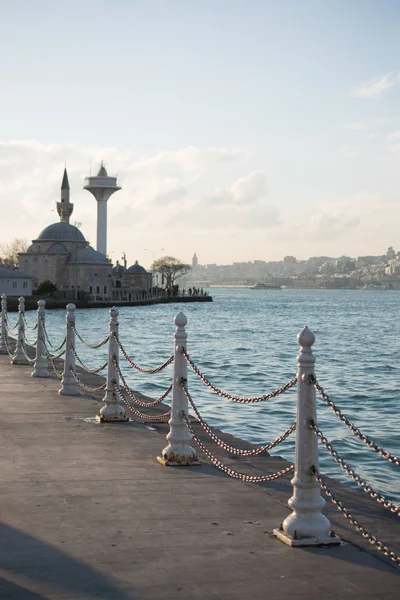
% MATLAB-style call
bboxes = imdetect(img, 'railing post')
[158,312,199,466]
[58,303,80,396]
[273,326,340,546]
[0,294,8,354]
[97,307,128,422]
[32,299,50,378]
[12,296,29,365]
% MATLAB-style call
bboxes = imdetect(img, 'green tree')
[151,256,191,293]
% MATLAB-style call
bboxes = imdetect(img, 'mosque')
[18,165,152,302]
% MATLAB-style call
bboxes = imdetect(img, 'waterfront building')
[18,168,151,302]
[0,267,33,297]
[192,252,198,269]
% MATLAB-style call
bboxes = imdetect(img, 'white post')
[12,296,29,365]
[97,307,128,422]
[32,299,50,378]
[273,326,340,546]
[0,294,8,354]
[158,312,199,466]
[58,303,80,396]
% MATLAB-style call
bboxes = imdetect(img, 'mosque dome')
[37,222,86,243]
[127,260,147,274]
[76,246,110,264]
[48,243,69,254]
[112,262,126,274]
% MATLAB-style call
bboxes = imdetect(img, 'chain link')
[113,357,172,406]
[3,334,16,357]
[181,410,294,482]
[312,467,400,566]
[5,315,19,331]
[41,345,66,361]
[48,357,64,379]
[70,324,110,349]
[312,377,400,467]
[22,313,38,331]
[114,382,171,420]
[114,333,174,374]
[181,382,296,456]
[22,329,36,348]
[40,317,66,352]
[182,347,297,403]
[70,346,108,374]
[311,422,400,517]
[20,342,35,364]
[70,368,107,393]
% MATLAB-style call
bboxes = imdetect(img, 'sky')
[1,0,400,268]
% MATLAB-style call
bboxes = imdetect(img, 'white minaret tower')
[57,168,74,223]
[83,162,121,256]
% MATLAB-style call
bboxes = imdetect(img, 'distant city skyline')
[1,1,400,268]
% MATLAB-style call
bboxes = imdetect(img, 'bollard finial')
[174,312,187,328]
[38,299,46,308]
[297,325,315,348]
[66,303,76,312]
[110,306,119,319]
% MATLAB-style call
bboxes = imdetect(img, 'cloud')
[351,72,400,99]
[340,122,367,131]
[340,145,360,159]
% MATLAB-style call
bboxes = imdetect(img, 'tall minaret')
[57,168,74,223]
[83,162,121,256]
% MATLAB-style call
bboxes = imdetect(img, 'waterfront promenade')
[1,355,399,599]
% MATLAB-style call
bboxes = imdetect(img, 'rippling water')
[26,288,400,503]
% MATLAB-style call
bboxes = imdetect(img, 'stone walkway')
[0,355,399,599]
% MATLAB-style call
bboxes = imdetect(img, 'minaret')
[57,168,74,223]
[192,252,198,268]
[83,162,121,256]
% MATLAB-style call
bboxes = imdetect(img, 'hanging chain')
[22,313,38,331]
[113,357,172,406]
[20,342,35,364]
[41,344,66,361]
[40,318,66,352]
[70,324,110,349]
[22,329,36,348]
[5,315,19,331]
[70,368,107,392]
[181,410,294,482]
[181,382,296,456]
[3,334,16,357]
[113,382,171,420]
[70,346,108,374]
[311,422,400,517]
[182,347,297,403]
[312,377,400,467]
[312,467,400,566]
[48,357,64,379]
[113,333,174,374]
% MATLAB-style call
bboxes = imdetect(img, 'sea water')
[29,288,400,503]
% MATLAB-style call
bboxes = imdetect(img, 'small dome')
[127,260,147,274]
[112,262,126,274]
[37,222,86,243]
[48,243,69,254]
[97,163,108,177]
[76,246,109,264]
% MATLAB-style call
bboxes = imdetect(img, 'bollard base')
[32,369,50,378]
[96,414,129,423]
[273,528,340,547]
[11,357,30,366]
[157,454,201,467]
[58,387,81,396]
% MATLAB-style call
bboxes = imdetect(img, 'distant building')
[0,267,33,297]
[192,252,198,268]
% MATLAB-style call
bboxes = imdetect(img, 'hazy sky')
[1,0,400,268]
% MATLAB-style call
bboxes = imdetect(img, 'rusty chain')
[311,467,400,566]
[181,381,296,456]
[70,346,108,374]
[113,382,171,421]
[22,313,38,331]
[181,410,294,482]
[70,368,107,393]
[40,318,66,352]
[182,347,297,403]
[312,376,400,467]
[113,333,174,374]
[70,324,110,349]
[311,421,400,517]
[113,357,172,406]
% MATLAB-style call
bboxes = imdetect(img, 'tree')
[36,280,57,296]
[151,256,191,293]
[0,238,29,268]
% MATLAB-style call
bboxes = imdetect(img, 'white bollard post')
[58,303,80,396]
[273,326,340,546]
[97,307,128,422]
[158,312,199,466]
[32,299,50,378]
[0,294,8,354]
[12,296,29,365]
